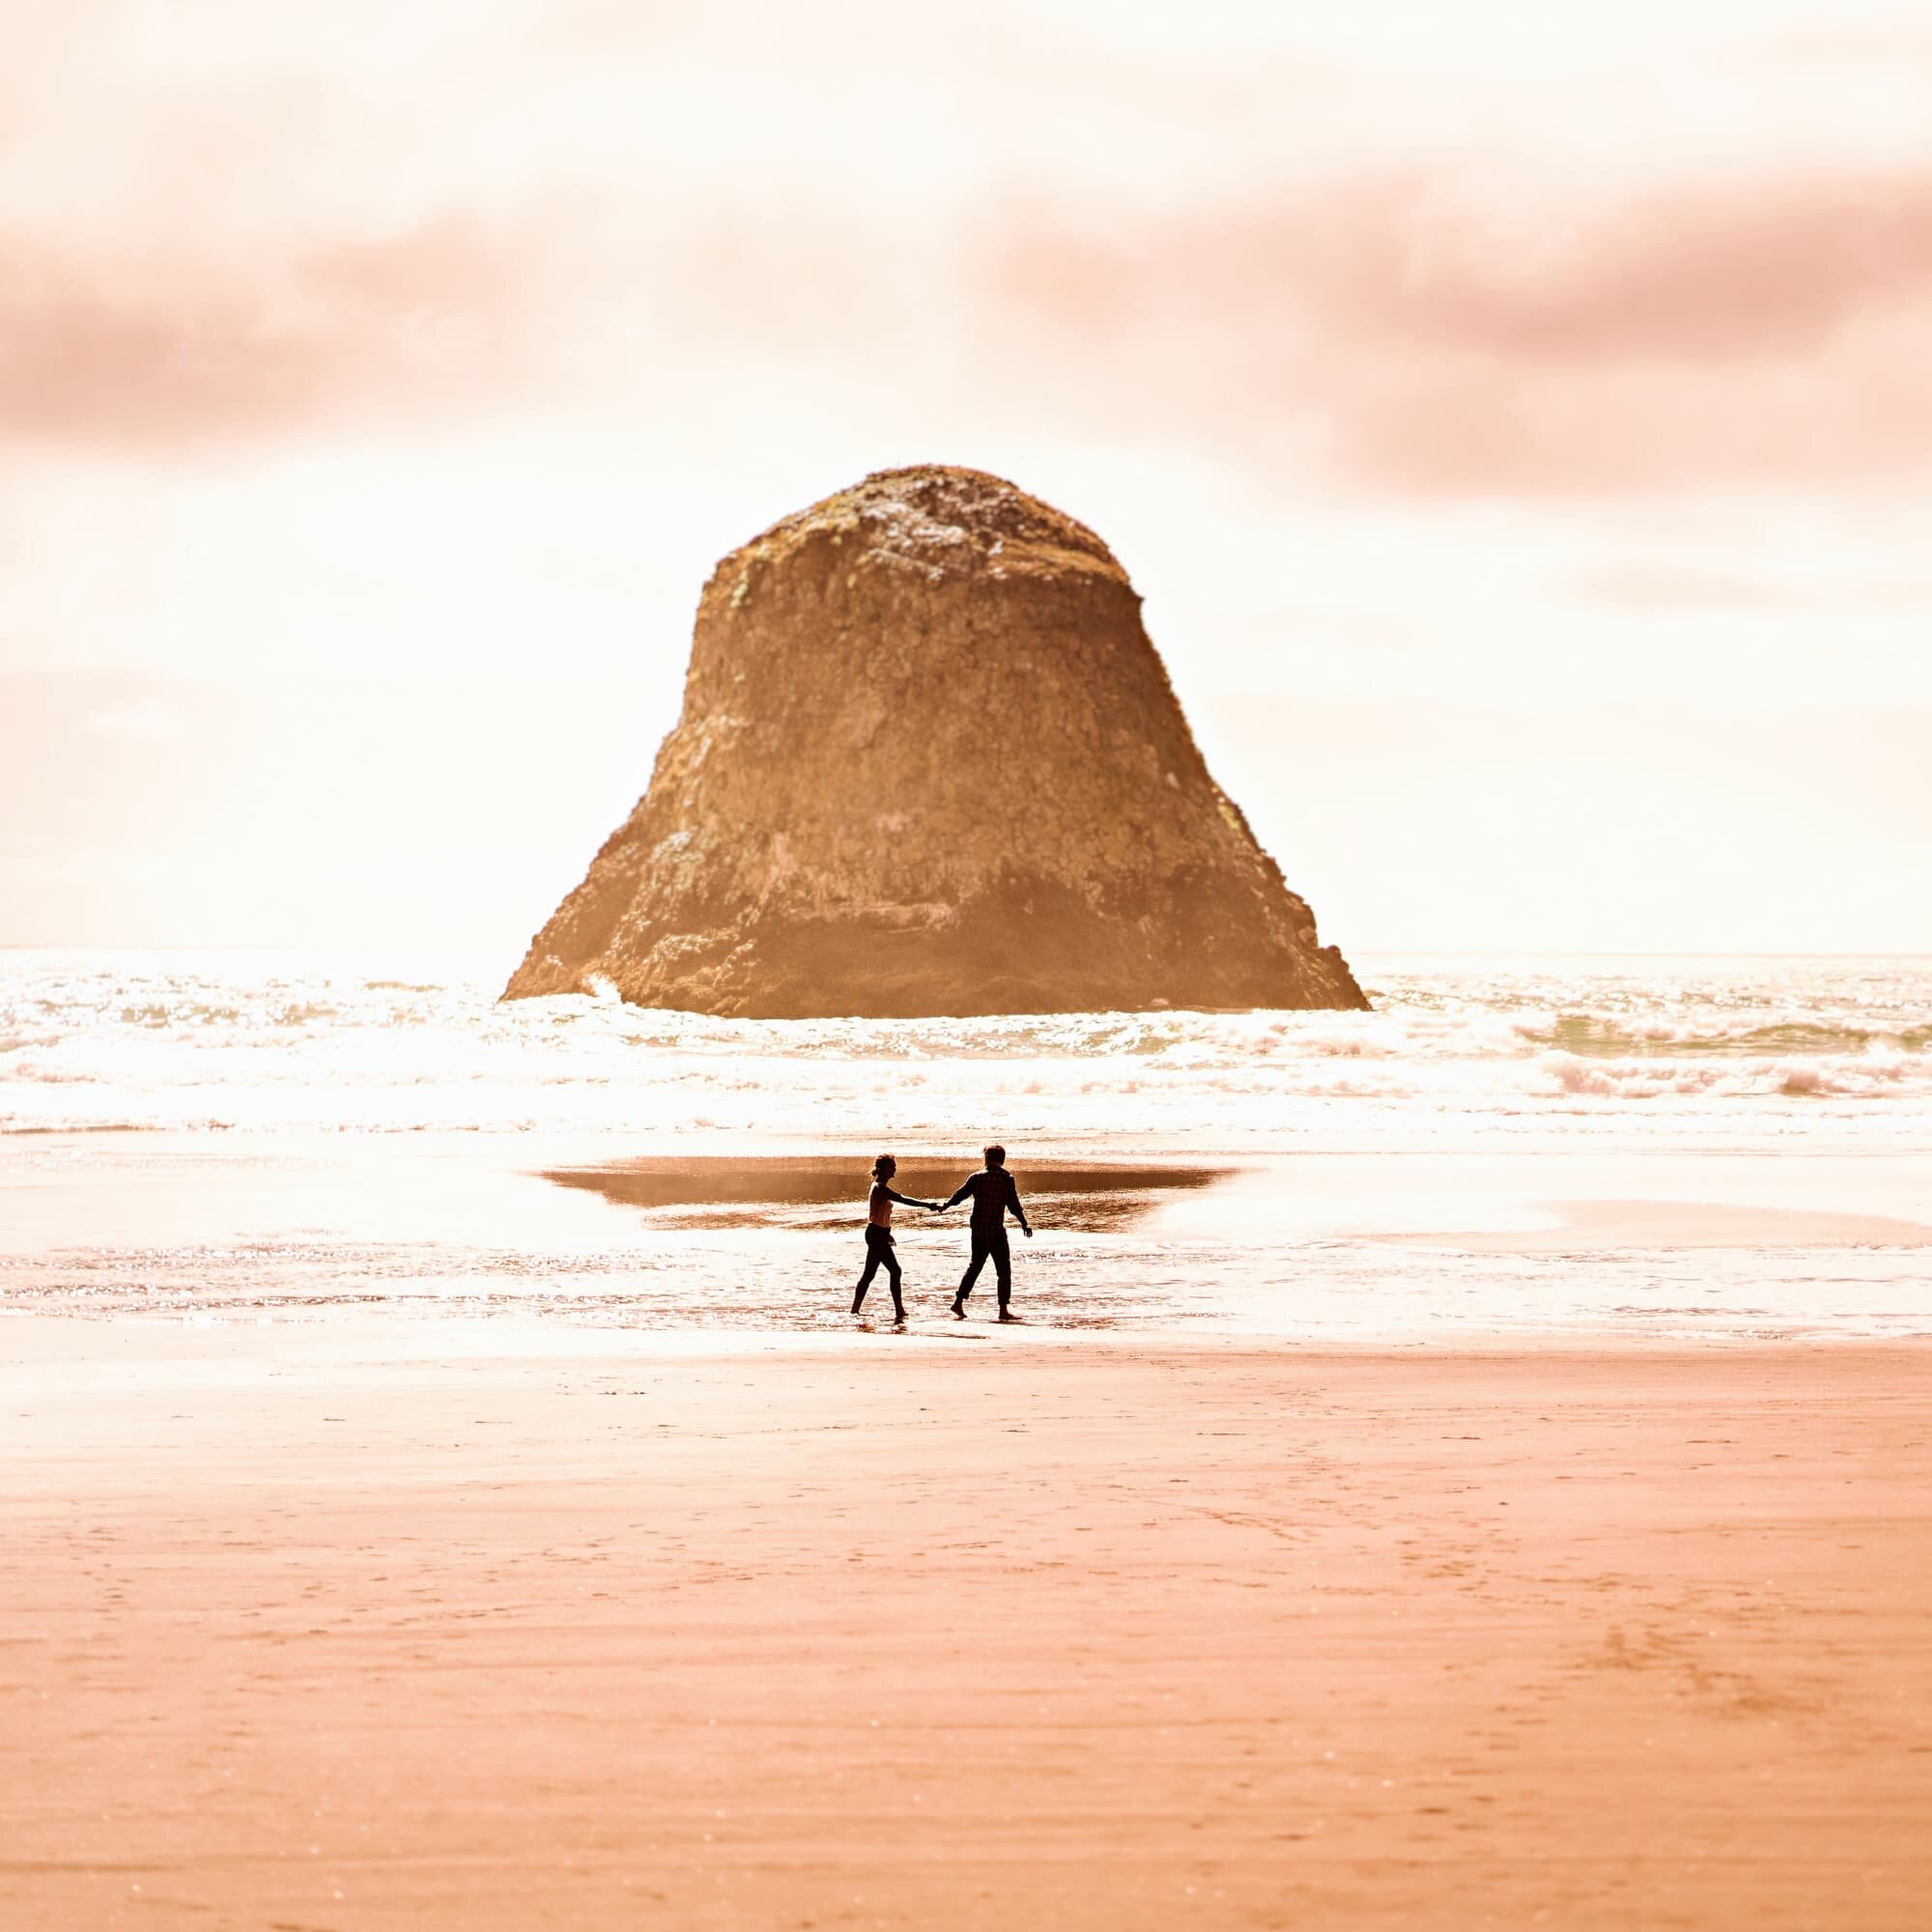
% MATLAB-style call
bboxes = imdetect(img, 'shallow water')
[2,952,1928,1340]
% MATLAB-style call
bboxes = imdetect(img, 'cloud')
[977,165,1932,494]
[8,146,1932,496]
[1566,560,1796,611]
[1290,171,1932,363]
[0,215,551,446]
[1568,556,1932,614]
[9,2,1932,503]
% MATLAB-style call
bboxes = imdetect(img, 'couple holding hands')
[854,1146,1032,1324]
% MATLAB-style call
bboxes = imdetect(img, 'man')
[937,1144,1033,1321]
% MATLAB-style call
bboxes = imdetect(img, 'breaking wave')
[1,951,1927,1147]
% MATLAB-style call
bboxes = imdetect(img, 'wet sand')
[8,1137,1932,1339]
[3,1320,1929,1929]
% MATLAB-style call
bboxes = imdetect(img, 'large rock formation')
[505,467,1366,1017]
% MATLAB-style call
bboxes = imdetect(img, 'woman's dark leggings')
[853,1226,902,1313]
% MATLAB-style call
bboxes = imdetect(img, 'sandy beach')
[5,1319,1928,1929]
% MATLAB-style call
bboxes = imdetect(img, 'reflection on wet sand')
[538,1155,1233,1232]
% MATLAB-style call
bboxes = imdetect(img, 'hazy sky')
[5,0,1930,956]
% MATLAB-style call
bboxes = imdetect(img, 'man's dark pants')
[958,1228,1012,1310]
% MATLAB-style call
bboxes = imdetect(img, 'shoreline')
[10,1306,1932,1351]
[7,1134,1930,1345]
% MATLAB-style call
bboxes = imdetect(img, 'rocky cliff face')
[504,467,1366,1016]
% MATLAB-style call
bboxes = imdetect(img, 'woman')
[853,1154,940,1323]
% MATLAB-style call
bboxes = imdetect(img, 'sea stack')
[504,467,1366,1017]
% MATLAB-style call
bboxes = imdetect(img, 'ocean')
[3,951,1928,1340]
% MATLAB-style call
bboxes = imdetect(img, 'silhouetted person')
[852,1154,940,1323]
[937,1144,1032,1321]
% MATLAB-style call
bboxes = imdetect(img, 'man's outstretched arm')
[941,1179,975,1210]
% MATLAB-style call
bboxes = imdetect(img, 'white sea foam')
[0,951,1927,1150]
